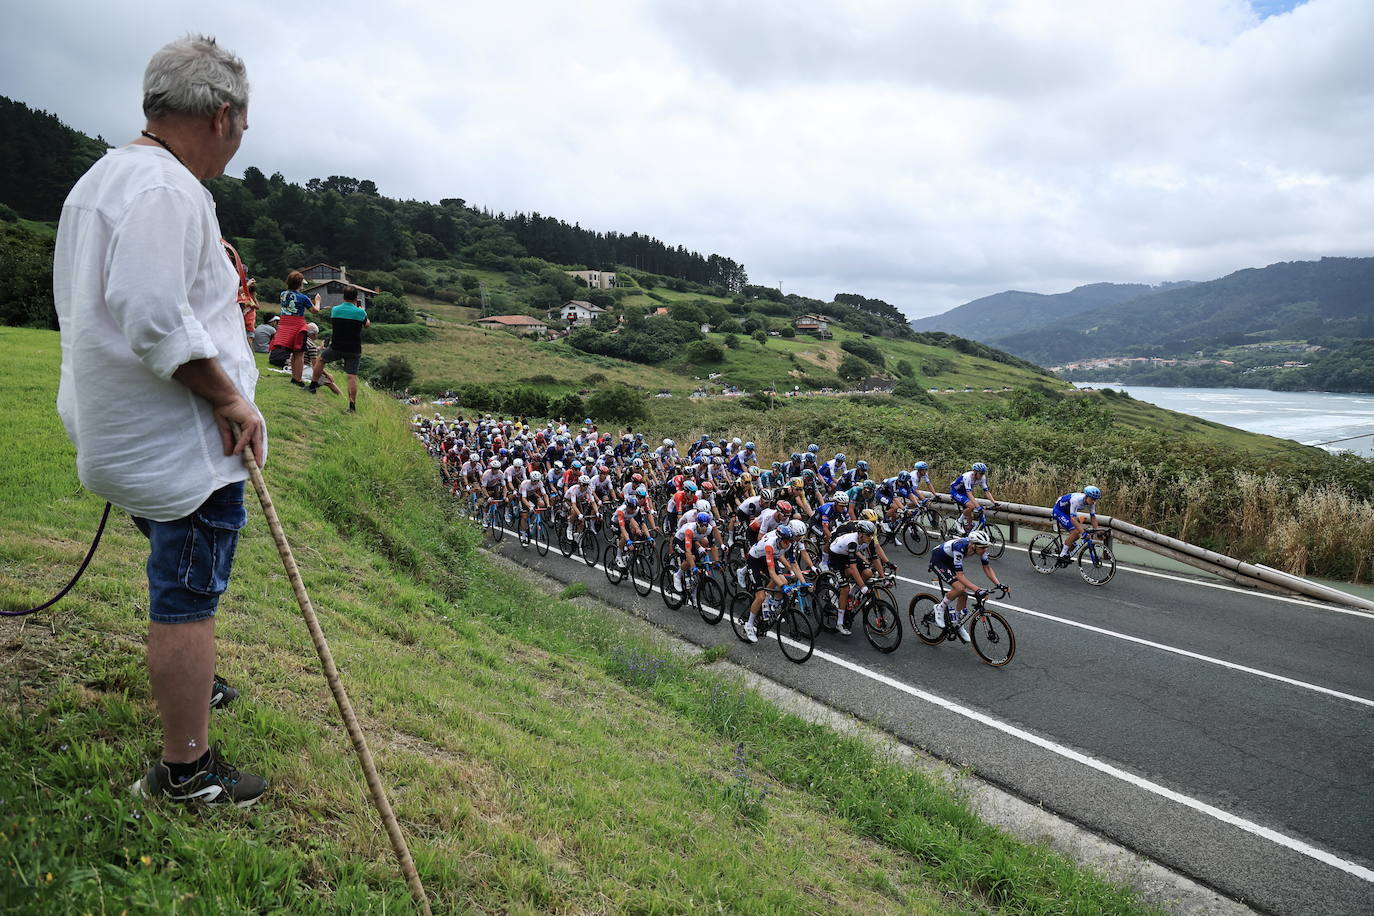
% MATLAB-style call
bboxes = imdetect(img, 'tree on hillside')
[837,354,871,381]
[588,384,647,425]
[841,338,886,368]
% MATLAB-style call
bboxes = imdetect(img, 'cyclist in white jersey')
[743,520,809,643]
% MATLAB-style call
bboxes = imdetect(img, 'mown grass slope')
[0,327,1155,914]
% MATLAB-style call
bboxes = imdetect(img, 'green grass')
[1,327,1158,913]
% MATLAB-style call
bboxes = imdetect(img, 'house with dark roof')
[476,315,548,336]
[294,263,378,310]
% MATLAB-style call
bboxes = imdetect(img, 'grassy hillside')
[0,327,1153,913]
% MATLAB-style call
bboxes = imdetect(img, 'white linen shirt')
[54,145,265,522]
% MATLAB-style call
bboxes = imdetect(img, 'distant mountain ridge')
[910,281,1192,338]
[989,257,1374,366]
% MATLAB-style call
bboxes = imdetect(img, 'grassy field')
[0,327,1155,913]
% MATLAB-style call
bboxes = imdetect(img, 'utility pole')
[479,281,491,316]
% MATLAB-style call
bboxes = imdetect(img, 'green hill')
[910,282,1178,338]
[0,327,1153,913]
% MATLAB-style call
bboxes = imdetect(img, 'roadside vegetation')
[1,327,1156,914]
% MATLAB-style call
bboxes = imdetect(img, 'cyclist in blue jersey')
[950,462,997,533]
[911,461,936,501]
[875,471,915,532]
[818,453,846,492]
[928,529,1007,641]
[1052,486,1102,562]
[809,491,849,545]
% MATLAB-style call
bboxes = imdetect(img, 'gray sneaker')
[131,746,267,807]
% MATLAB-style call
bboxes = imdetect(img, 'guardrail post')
[1008,519,1018,543]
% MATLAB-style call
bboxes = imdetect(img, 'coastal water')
[1073,384,1374,457]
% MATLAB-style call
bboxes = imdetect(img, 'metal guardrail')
[928,495,1374,613]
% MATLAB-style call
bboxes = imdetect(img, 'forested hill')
[909,281,1187,338]
[991,257,1374,366]
[0,94,746,293]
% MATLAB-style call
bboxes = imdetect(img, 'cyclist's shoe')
[932,604,947,629]
[615,555,627,568]
[837,618,852,636]
[519,532,529,546]
[131,747,267,807]
[735,568,747,588]
[209,674,238,710]
[672,571,684,591]
[743,620,758,643]
[1055,556,1071,568]
[957,623,971,643]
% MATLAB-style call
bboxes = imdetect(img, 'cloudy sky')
[5,0,1370,317]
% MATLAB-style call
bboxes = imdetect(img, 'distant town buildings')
[1052,356,1235,371]
[476,315,548,336]
[566,269,618,290]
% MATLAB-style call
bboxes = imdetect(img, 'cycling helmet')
[972,462,988,473]
[914,461,928,471]
[711,447,722,456]
[498,447,509,457]
[695,498,712,512]
[862,480,876,491]
[776,522,798,540]
[553,460,565,470]
[529,471,542,482]
[488,458,500,468]
[596,465,607,474]
[512,458,524,467]
[835,453,846,462]
[787,519,807,538]
[571,460,582,469]
[632,457,644,467]
[761,488,777,502]
[833,492,850,505]
[856,460,868,470]
[802,452,816,463]
[631,473,643,483]
[749,466,762,476]
[663,438,675,447]
[684,481,698,493]
[695,512,712,526]
[968,529,993,547]
[636,486,648,497]
[802,469,816,479]
[745,442,755,450]
[776,500,794,515]
[703,480,716,490]
[772,461,784,470]
[807,443,820,453]
[699,434,710,442]
[856,520,877,536]
[579,474,591,485]
[625,495,639,508]
[898,471,912,483]
[672,474,685,488]
[1084,485,1102,499]
[860,509,880,523]
[739,472,753,483]
[789,477,803,489]
[790,452,802,461]
[732,437,742,446]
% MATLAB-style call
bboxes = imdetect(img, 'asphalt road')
[486,528,1374,916]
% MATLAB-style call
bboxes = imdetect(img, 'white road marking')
[890,573,1374,708]
[505,544,1374,883]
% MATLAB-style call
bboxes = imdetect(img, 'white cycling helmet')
[833,492,850,505]
[731,437,742,446]
[695,499,712,512]
[579,474,591,485]
[488,458,500,468]
[529,471,543,482]
[512,458,524,467]
[663,438,674,447]
[968,529,993,547]
[787,519,807,538]
[856,520,877,536]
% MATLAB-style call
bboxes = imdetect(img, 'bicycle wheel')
[630,551,655,597]
[970,609,1016,666]
[729,591,754,643]
[900,520,928,556]
[862,594,902,653]
[696,575,725,625]
[580,530,600,568]
[603,510,618,545]
[659,566,686,609]
[533,519,550,556]
[1028,533,1060,574]
[908,593,945,645]
[1078,545,1117,586]
[812,573,840,632]
[984,523,1005,559]
[776,600,816,663]
[491,507,505,543]
[603,544,626,584]
[557,519,575,558]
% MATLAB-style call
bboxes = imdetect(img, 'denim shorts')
[131,482,247,624]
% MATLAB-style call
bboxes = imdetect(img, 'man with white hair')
[54,34,267,806]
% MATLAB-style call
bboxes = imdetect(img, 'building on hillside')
[475,315,549,336]
[652,307,669,317]
[793,314,833,338]
[295,263,378,310]
[558,300,607,327]
[566,269,618,290]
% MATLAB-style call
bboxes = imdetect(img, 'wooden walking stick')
[239,437,433,915]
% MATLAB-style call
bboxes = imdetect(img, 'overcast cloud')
[3,0,1370,317]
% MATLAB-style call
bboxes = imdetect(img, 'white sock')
[1059,546,1070,556]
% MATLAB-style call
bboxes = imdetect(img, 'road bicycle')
[814,565,901,652]
[948,504,1006,559]
[730,580,817,663]
[481,496,506,543]
[660,555,728,625]
[907,583,1016,667]
[1028,527,1116,585]
[520,506,551,556]
[556,511,601,566]
[602,536,657,597]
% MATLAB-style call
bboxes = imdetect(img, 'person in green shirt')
[307,287,370,411]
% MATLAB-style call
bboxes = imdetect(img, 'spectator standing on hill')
[276,270,319,386]
[308,286,369,411]
[53,34,267,806]
[239,276,259,338]
[252,314,277,352]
